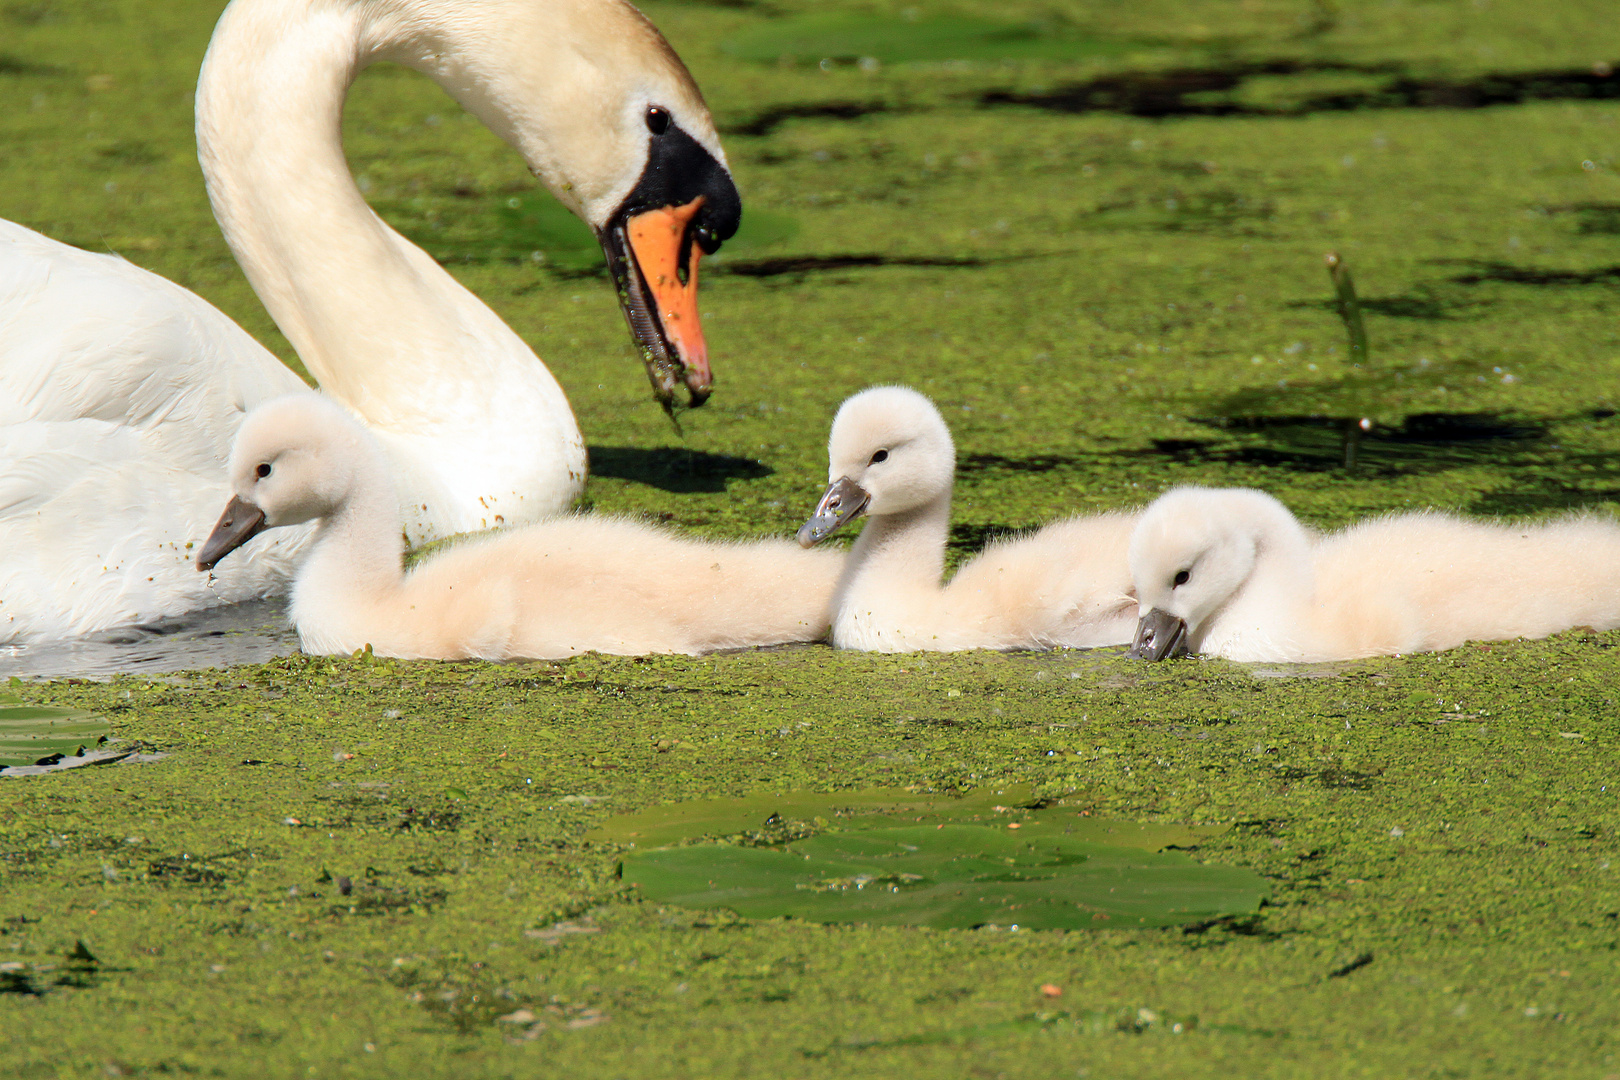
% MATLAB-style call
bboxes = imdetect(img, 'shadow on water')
[587,446,773,493]
[718,254,986,278]
[979,59,1620,118]
[723,101,893,138]
[1160,411,1556,475]
[1289,293,1492,321]
[0,599,298,681]
[1540,203,1620,236]
[1443,260,1620,287]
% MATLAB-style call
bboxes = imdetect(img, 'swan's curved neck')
[290,456,405,635]
[197,0,586,539]
[838,493,953,604]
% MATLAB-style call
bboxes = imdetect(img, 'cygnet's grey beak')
[1127,608,1191,661]
[796,475,870,548]
[197,495,268,571]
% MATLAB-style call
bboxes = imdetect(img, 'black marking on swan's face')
[599,111,741,410]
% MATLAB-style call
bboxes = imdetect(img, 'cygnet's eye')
[1173,569,1191,587]
[869,449,889,464]
[256,463,272,479]
[645,106,671,135]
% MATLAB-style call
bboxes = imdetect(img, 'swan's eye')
[1173,569,1190,587]
[256,463,272,479]
[870,449,889,464]
[645,106,671,135]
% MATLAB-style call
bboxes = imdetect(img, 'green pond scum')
[2,0,1619,1075]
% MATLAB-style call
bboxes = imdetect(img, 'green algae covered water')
[3,0,1620,1075]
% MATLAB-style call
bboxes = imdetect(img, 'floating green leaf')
[623,824,1266,929]
[495,193,600,269]
[0,699,112,768]
[713,209,799,257]
[721,15,1138,67]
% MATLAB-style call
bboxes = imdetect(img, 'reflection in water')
[0,600,300,681]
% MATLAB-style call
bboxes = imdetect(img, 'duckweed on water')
[3,0,1620,1075]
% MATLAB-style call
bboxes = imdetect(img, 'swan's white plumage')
[1,0,733,643]
[0,219,310,641]
[217,395,844,659]
[808,386,1138,652]
[1129,485,1620,661]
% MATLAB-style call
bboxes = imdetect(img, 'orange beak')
[624,196,710,397]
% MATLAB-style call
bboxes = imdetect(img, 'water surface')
[0,600,299,681]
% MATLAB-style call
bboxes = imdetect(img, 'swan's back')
[945,512,1140,648]
[0,221,309,641]
[1313,510,1620,654]
[301,514,843,660]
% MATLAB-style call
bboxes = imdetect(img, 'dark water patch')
[717,253,986,278]
[724,101,892,138]
[1272,764,1380,790]
[980,59,1394,118]
[1446,260,1620,287]
[1328,952,1375,978]
[0,598,299,681]
[588,445,772,493]
[1181,913,1285,942]
[1470,484,1620,516]
[0,52,63,74]
[721,14,1139,71]
[980,59,1620,119]
[1540,202,1620,236]
[1163,412,1552,476]
[957,451,1085,475]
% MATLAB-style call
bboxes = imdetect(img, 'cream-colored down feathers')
[213,395,843,659]
[806,387,1138,652]
[1129,485,1620,661]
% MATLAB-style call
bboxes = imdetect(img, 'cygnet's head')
[797,386,955,547]
[1126,487,1291,660]
[196,394,374,571]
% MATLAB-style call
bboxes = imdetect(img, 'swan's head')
[1126,487,1293,660]
[399,0,741,408]
[798,386,955,547]
[197,394,372,571]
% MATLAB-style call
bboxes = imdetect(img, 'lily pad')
[0,700,112,769]
[721,15,1139,67]
[622,824,1267,929]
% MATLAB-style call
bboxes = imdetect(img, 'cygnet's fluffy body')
[202,394,843,659]
[798,386,1138,652]
[1128,485,1620,662]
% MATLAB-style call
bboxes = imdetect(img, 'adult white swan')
[0,0,741,643]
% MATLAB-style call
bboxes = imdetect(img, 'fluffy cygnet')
[1127,485,1620,662]
[797,386,1138,652]
[198,394,844,659]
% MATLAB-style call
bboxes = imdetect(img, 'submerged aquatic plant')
[601,787,1265,930]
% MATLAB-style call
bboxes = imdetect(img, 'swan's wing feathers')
[1,222,304,433]
[0,221,311,641]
